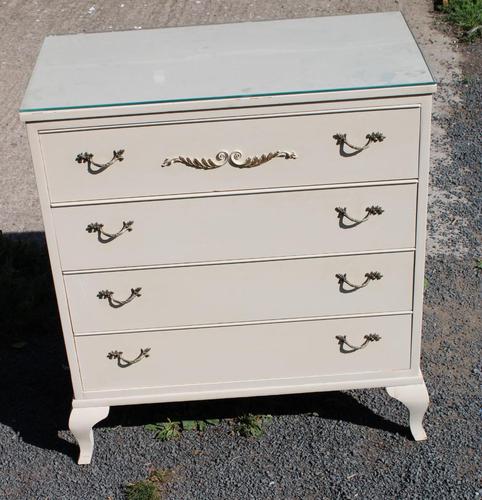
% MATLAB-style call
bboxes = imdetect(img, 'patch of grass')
[461,73,478,84]
[145,418,220,441]
[475,258,482,272]
[125,480,159,500]
[149,469,174,484]
[235,414,272,438]
[145,420,180,441]
[125,468,174,500]
[440,0,482,40]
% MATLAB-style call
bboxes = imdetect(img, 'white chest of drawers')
[20,12,436,464]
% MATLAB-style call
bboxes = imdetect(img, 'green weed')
[125,468,174,500]
[125,480,159,500]
[145,420,180,441]
[441,0,482,40]
[235,414,272,438]
[145,418,220,441]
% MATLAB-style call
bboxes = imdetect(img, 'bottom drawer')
[76,314,412,393]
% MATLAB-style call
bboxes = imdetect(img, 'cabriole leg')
[386,381,429,441]
[69,406,110,464]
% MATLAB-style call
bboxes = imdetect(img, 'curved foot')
[69,406,110,464]
[386,381,429,441]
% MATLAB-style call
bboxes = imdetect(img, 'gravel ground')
[0,2,481,499]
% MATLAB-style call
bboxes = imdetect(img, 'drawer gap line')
[51,179,419,208]
[73,310,414,337]
[62,248,416,275]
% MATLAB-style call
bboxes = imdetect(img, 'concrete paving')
[0,0,462,256]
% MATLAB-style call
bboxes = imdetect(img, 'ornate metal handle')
[97,287,142,308]
[336,334,381,353]
[107,348,151,367]
[335,205,384,224]
[162,150,297,170]
[75,149,125,173]
[333,132,385,152]
[336,271,383,290]
[86,221,134,242]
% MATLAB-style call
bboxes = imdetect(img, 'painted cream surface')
[76,315,413,392]
[64,252,414,334]
[53,183,417,271]
[39,106,420,203]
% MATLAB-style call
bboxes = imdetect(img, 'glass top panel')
[20,12,435,112]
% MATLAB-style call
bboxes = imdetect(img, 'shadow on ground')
[0,231,410,462]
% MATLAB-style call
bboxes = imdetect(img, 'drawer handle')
[335,205,384,225]
[336,271,383,291]
[161,150,297,170]
[75,149,125,173]
[336,334,381,353]
[333,132,385,154]
[107,347,151,367]
[86,221,134,241]
[97,287,142,307]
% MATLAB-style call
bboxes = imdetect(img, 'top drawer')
[40,107,420,203]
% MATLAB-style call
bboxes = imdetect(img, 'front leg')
[69,406,110,464]
[386,380,429,441]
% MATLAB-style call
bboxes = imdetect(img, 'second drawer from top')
[40,106,420,203]
[54,183,417,271]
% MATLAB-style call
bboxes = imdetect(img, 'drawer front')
[41,107,420,203]
[54,183,417,271]
[76,314,412,393]
[65,252,414,334]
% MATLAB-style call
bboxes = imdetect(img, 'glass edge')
[400,11,437,85]
[19,81,437,113]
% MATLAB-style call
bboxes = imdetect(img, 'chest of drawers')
[20,12,436,464]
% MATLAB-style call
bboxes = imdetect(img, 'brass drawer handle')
[335,205,384,225]
[75,149,125,173]
[336,334,381,353]
[86,221,134,242]
[107,347,151,367]
[336,271,383,291]
[333,132,385,153]
[97,287,142,307]
[162,150,297,170]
